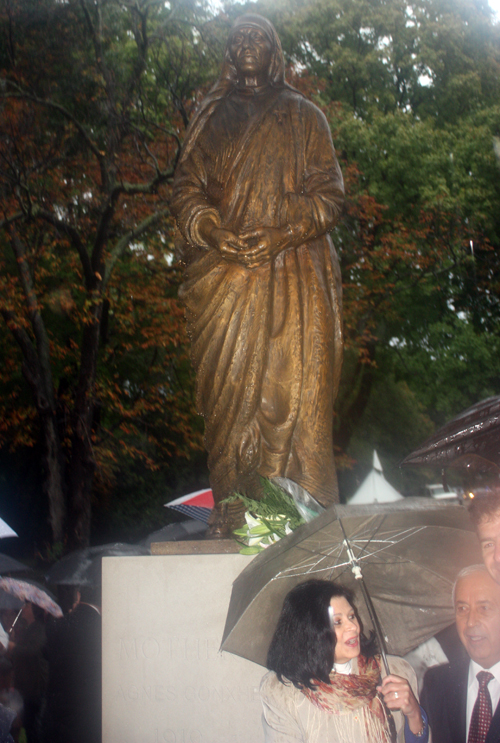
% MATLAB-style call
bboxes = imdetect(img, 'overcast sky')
[211,1,500,22]
[489,0,500,19]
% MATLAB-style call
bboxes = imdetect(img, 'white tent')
[0,517,17,539]
[348,451,403,504]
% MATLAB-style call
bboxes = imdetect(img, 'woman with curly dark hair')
[261,579,428,742]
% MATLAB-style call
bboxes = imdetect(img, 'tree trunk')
[66,432,96,550]
[65,305,102,550]
[40,412,67,545]
[335,343,376,453]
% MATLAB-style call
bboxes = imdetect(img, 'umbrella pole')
[356,577,390,676]
[339,520,390,676]
[8,605,24,636]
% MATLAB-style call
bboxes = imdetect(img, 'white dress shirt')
[466,659,500,739]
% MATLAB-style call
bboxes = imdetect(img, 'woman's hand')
[377,674,423,735]
[198,219,247,262]
[238,227,290,268]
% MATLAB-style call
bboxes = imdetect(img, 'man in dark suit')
[421,565,500,743]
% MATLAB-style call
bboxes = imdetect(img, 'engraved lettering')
[198,686,210,702]
[161,730,176,743]
[183,686,195,702]
[142,638,161,659]
[117,685,127,701]
[120,638,138,659]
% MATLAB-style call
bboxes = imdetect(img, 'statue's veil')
[179,14,298,164]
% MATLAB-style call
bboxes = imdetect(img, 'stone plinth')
[102,551,265,743]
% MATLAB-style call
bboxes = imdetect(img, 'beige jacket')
[260,655,419,743]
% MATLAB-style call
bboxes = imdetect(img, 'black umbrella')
[0,554,31,575]
[140,520,207,549]
[0,588,23,611]
[221,498,480,668]
[45,542,149,587]
[401,395,500,473]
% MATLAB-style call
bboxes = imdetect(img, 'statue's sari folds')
[171,16,344,525]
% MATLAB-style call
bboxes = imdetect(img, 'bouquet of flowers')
[224,479,306,554]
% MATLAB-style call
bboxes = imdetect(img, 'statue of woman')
[171,14,344,536]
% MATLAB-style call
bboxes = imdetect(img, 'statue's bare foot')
[205,497,246,539]
[205,521,233,539]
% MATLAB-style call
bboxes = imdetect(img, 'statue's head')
[178,15,287,164]
[228,20,273,81]
[223,15,286,88]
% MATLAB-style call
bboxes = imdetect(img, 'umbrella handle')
[8,605,24,636]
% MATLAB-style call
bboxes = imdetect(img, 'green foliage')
[0,0,224,546]
[225,479,306,552]
[251,0,500,479]
[225,478,306,530]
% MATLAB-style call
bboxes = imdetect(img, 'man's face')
[477,510,500,584]
[229,26,272,79]
[455,570,500,668]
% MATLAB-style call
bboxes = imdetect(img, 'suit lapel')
[448,661,469,743]
[486,700,500,743]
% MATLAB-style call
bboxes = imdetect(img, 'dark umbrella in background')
[0,554,31,575]
[221,498,480,668]
[0,589,23,611]
[45,543,150,588]
[401,395,500,475]
[140,520,207,549]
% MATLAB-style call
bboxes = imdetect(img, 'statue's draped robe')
[172,85,344,513]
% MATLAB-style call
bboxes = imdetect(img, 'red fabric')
[302,655,382,714]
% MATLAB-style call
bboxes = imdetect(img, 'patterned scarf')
[301,655,395,743]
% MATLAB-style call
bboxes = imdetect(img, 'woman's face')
[330,596,361,664]
[229,25,273,79]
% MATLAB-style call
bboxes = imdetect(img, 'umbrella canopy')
[45,542,150,587]
[0,577,62,617]
[349,451,403,504]
[165,489,214,524]
[0,588,24,610]
[140,520,207,549]
[401,395,500,472]
[0,553,30,574]
[221,498,480,668]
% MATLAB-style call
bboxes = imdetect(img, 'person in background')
[469,490,500,585]
[421,565,500,743]
[41,584,101,743]
[0,658,22,743]
[260,579,428,742]
[8,603,48,743]
[0,704,16,743]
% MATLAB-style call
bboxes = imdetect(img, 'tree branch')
[102,208,169,292]
[111,166,176,199]
[8,230,56,409]
[34,208,94,288]
[0,211,25,230]
[1,88,104,165]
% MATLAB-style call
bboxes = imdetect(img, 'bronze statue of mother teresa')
[172,14,344,536]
